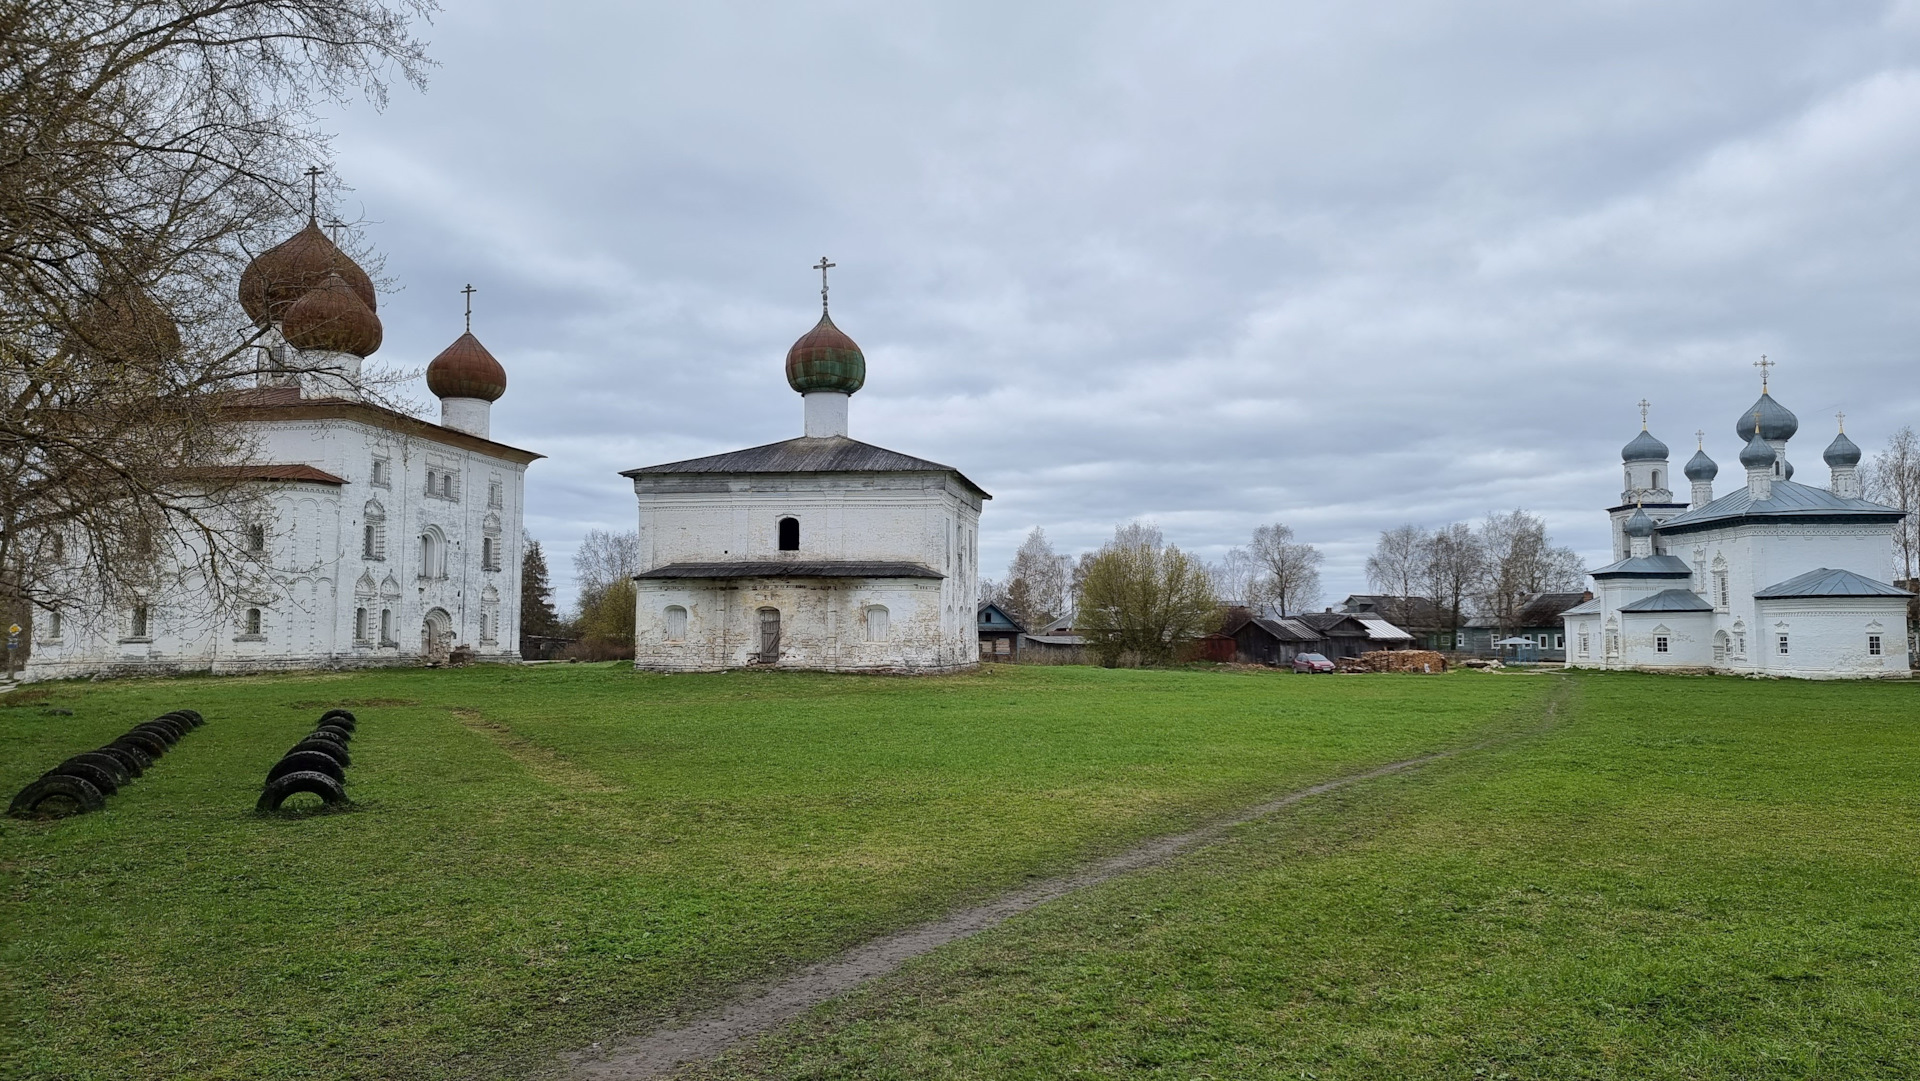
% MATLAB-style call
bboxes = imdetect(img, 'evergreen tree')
[520,533,560,638]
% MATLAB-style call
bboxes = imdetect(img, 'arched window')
[355,607,369,641]
[777,517,799,551]
[665,605,688,641]
[245,608,262,635]
[866,605,889,642]
[482,537,497,571]
[420,530,445,578]
[362,500,386,560]
[47,609,62,639]
[379,608,393,646]
[1651,469,1662,490]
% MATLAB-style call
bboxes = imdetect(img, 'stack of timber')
[1336,650,1449,674]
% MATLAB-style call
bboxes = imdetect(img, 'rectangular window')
[1554,634,1564,649]
[47,610,62,639]
[1735,633,1746,655]
[1869,635,1883,656]
[130,604,149,639]
[1778,634,1790,655]
[1714,572,1729,608]
[488,480,503,508]
[371,459,388,487]
[1578,632,1589,656]
[380,608,392,646]
[1655,635,1669,654]
[355,607,369,642]
[482,537,498,571]
[246,523,266,553]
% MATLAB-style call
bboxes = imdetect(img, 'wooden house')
[977,601,1025,661]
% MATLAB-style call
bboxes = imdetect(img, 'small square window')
[1868,635,1883,657]
[1655,635,1669,654]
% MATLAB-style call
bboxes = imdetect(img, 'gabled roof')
[1339,594,1447,627]
[976,601,1026,632]
[1355,617,1414,641]
[1291,610,1397,636]
[635,560,943,580]
[1656,479,1901,535]
[225,391,543,464]
[1560,598,1602,617]
[1619,588,1714,612]
[1515,592,1593,625]
[1590,554,1692,579]
[622,435,988,498]
[1233,616,1322,643]
[1754,567,1915,600]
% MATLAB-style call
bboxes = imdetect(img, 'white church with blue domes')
[1563,366,1912,679]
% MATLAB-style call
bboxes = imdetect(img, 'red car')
[1291,652,1335,673]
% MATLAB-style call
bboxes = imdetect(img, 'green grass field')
[689,671,1920,1081]
[0,663,1549,1080]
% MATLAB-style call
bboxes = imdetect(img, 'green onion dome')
[785,313,865,394]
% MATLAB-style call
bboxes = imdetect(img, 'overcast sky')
[325,1,1920,610]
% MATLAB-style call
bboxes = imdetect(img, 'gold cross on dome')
[813,256,836,314]
[1696,428,1705,449]
[1754,354,1774,390]
[1637,399,1651,429]
[1836,410,1846,433]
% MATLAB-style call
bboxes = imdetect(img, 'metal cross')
[1637,399,1651,429]
[813,256,836,314]
[461,284,476,332]
[305,166,324,220]
[1754,354,1774,390]
[325,217,345,244]
[1836,410,1846,433]
[1696,428,1705,449]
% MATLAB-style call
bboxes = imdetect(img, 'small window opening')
[48,609,62,638]
[866,605,889,643]
[482,537,497,570]
[245,608,261,635]
[777,517,799,551]
[364,524,377,558]
[355,607,369,641]
[1655,635,1669,654]
[1869,634,1883,656]
[130,604,149,638]
[665,605,688,641]
[247,523,266,553]
[1777,634,1790,655]
[1651,469,1662,490]
[51,535,64,561]
[380,608,393,645]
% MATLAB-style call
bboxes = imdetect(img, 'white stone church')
[623,276,987,672]
[1563,369,1912,679]
[27,218,539,679]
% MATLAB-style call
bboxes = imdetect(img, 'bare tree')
[573,529,641,600]
[1865,426,1920,583]
[1249,522,1323,616]
[1208,546,1261,608]
[1474,510,1584,633]
[1423,522,1483,644]
[1075,523,1218,667]
[1364,524,1431,627]
[1001,526,1071,629]
[0,0,436,633]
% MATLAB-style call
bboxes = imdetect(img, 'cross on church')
[1754,354,1774,390]
[462,284,476,332]
[813,257,835,314]
[1637,399,1651,429]
[304,166,323,221]
[1696,428,1705,449]
[1836,410,1846,433]
[325,217,345,244]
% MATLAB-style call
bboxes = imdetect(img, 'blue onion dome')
[1784,458,1795,480]
[1623,506,1657,538]
[1622,428,1669,462]
[1684,447,1718,481]
[1824,430,1862,468]
[1739,430,1777,469]
[1735,392,1798,442]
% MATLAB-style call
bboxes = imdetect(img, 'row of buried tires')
[8,709,205,818]
[257,709,357,812]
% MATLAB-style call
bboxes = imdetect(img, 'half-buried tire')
[164,709,204,727]
[304,727,349,747]
[288,739,350,767]
[318,709,356,728]
[55,753,130,789]
[130,721,181,746]
[313,723,352,743]
[256,770,347,812]
[9,774,106,818]
[142,716,188,739]
[116,730,168,757]
[94,744,147,778]
[266,750,347,785]
[43,759,120,796]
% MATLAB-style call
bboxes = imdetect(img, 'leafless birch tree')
[1865,426,1920,583]
[1249,522,1322,616]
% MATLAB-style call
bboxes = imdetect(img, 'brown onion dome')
[426,330,507,401]
[785,312,865,394]
[281,271,383,357]
[239,219,377,326]
[70,283,182,365]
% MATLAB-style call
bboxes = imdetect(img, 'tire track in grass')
[558,678,1571,1080]
[450,707,624,794]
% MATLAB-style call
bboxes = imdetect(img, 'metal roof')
[1590,554,1692,579]
[1753,567,1914,599]
[1560,598,1602,616]
[1619,588,1714,612]
[1656,479,1900,535]
[1357,617,1414,641]
[621,435,989,498]
[635,560,943,580]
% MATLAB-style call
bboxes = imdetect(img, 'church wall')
[1617,611,1715,668]
[1750,598,1910,679]
[632,578,960,672]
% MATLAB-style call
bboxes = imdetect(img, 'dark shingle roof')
[635,561,943,580]
[1619,588,1714,612]
[1590,554,1693,579]
[1656,479,1900,534]
[1753,568,1914,599]
[1515,592,1594,625]
[621,435,988,498]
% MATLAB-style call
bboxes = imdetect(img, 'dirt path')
[559,678,1569,1080]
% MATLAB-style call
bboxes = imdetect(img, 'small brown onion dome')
[426,330,507,401]
[281,271,383,356]
[785,312,866,394]
[239,219,377,326]
[71,283,182,364]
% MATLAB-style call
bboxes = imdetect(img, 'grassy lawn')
[692,671,1920,1081]
[0,663,1545,1080]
